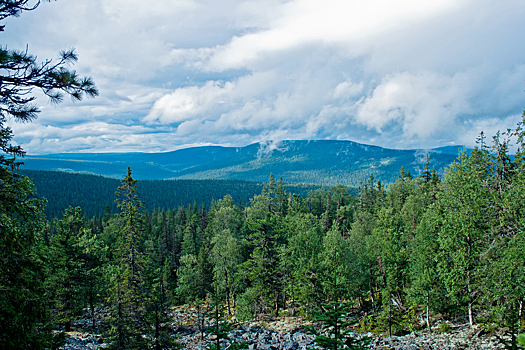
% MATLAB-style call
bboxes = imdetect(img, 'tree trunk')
[519,299,523,329]
[468,301,474,327]
[90,294,96,328]
[283,288,286,314]
[155,306,160,350]
[291,280,296,316]
[215,304,220,350]
[118,286,123,349]
[65,284,71,332]
[388,297,392,337]
[467,269,474,327]
[426,291,430,332]
[225,269,231,316]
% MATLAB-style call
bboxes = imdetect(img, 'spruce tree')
[0,166,55,348]
[46,207,89,332]
[241,175,285,316]
[176,254,200,303]
[105,167,149,349]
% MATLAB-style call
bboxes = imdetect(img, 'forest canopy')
[3,121,525,348]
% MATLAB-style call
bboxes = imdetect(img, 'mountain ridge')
[21,140,462,186]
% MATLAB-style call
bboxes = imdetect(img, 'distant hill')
[19,170,324,219]
[21,140,462,187]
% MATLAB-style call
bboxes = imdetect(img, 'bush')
[235,288,257,321]
[438,322,452,333]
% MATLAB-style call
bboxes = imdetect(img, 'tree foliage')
[0,1,97,347]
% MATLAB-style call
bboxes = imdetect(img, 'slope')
[21,140,461,186]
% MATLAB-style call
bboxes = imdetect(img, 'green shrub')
[438,322,452,333]
[305,301,371,350]
[235,288,257,322]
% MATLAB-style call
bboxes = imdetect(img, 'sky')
[3,0,525,154]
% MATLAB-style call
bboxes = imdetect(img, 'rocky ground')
[62,306,506,349]
[176,322,504,349]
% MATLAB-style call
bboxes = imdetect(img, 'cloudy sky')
[4,0,525,154]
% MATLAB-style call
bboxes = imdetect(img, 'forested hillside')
[19,169,325,218]
[21,140,461,186]
[4,124,525,348]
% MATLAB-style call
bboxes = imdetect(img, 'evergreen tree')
[105,167,150,349]
[487,119,525,328]
[409,206,446,331]
[241,175,285,316]
[143,210,180,349]
[206,195,245,314]
[77,222,107,329]
[373,207,407,335]
[305,301,370,350]
[176,254,200,303]
[205,282,248,350]
[0,165,55,348]
[46,207,89,332]
[306,235,370,350]
[196,243,214,301]
[284,213,323,312]
[147,260,181,349]
[243,209,283,316]
[275,177,289,217]
[320,223,353,302]
[103,203,112,226]
[348,175,384,312]
[0,1,97,347]
[181,212,198,257]
[436,149,493,326]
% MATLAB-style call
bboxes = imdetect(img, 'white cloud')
[256,140,288,158]
[171,0,463,71]
[143,66,345,142]
[332,81,364,99]
[3,0,525,154]
[34,84,168,125]
[456,114,524,151]
[101,0,197,24]
[355,71,471,137]
[9,121,175,154]
[144,81,235,124]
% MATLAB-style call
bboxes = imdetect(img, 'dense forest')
[19,169,325,219]
[3,120,525,348]
[21,140,460,187]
